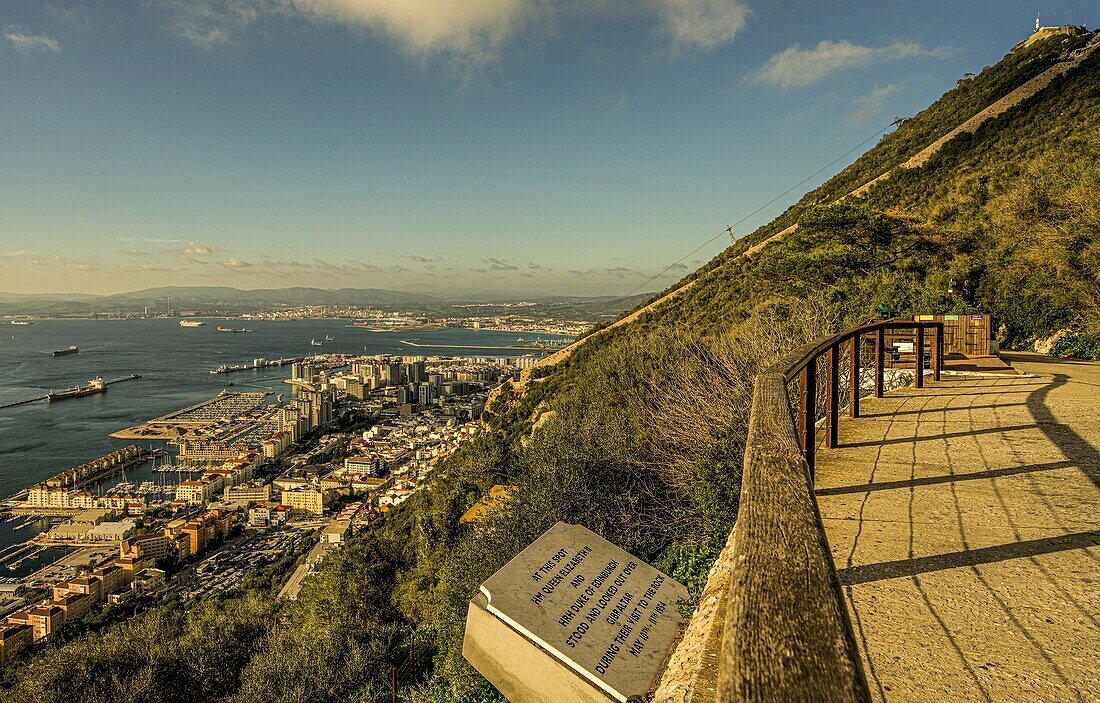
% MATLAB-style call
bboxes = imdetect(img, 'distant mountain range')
[0,286,434,315]
[0,286,648,318]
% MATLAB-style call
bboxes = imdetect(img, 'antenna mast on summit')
[1036,13,1041,31]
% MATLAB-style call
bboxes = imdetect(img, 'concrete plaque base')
[464,592,617,703]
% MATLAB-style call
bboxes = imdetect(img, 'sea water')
[0,318,566,563]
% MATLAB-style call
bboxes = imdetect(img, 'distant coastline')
[400,339,549,351]
[349,322,448,333]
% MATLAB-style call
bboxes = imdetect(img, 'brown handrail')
[716,319,943,702]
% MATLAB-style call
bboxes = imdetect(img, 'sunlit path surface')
[816,353,1100,702]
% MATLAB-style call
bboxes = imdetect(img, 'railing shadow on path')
[1025,372,1100,488]
[824,354,1099,703]
[837,529,1100,585]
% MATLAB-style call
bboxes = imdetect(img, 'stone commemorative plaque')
[472,522,688,702]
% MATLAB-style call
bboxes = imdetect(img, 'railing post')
[826,344,839,449]
[915,325,925,389]
[798,367,808,450]
[800,361,817,478]
[874,327,885,398]
[934,323,943,381]
[849,335,860,418]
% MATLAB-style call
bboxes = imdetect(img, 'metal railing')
[788,320,944,478]
[715,319,943,702]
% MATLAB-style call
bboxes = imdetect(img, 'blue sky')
[1,1,1095,297]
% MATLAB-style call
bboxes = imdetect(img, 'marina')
[38,445,157,490]
[109,391,271,440]
[0,319,575,616]
[0,319,568,502]
[5,546,47,572]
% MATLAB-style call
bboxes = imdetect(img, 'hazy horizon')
[3,0,1097,297]
[0,283,651,302]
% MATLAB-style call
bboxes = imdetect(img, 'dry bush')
[640,296,842,501]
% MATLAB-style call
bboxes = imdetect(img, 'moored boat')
[47,377,107,402]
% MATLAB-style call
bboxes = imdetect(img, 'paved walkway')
[816,353,1100,702]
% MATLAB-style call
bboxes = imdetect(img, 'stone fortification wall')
[850,30,1099,196]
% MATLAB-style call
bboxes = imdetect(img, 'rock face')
[1020,24,1087,49]
[1033,329,1070,355]
[650,529,738,703]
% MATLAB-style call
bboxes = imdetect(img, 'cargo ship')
[179,320,206,328]
[217,326,252,333]
[47,377,106,402]
[52,345,79,357]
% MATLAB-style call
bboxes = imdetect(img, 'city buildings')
[0,348,515,661]
[279,488,325,516]
[0,622,32,664]
[175,452,259,505]
[224,483,272,503]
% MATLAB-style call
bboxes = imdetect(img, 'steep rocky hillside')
[661,28,1097,335]
[494,28,1099,435]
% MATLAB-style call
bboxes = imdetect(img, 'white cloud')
[851,83,898,122]
[183,241,219,256]
[746,40,950,89]
[649,0,750,53]
[112,236,182,244]
[52,256,98,271]
[118,262,184,273]
[286,0,537,61]
[172,241,221,261]
[149,0,749,63]
[146,0,260,49]
[4,30,62,54]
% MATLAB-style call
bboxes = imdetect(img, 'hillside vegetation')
[5,30,1098,703]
